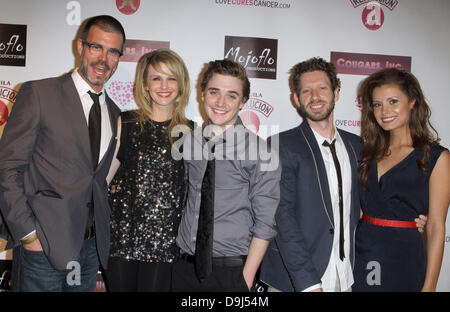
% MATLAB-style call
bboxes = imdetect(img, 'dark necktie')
[195,139,215,281]
[87,91,102,169]
[323,139,345,261]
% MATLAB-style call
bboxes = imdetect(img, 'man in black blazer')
[0,15,125,291]
[260,58,363,292]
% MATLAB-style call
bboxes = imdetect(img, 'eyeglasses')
[82,40,123,61]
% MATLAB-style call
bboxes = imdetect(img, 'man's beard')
[79,59,112,88]
[298,99,335,122]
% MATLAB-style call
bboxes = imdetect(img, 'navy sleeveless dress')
[353,145,448,292]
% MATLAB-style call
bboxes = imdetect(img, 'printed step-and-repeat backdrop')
[1,0,449,292]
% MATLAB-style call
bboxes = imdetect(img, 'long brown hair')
[133,48,191,143]
[358,68,439,189]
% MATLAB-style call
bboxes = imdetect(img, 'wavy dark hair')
[200,59,250,103]
[357,68,439,189]
[290,57,341,97]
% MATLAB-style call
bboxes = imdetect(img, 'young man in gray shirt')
[173,59,281,291]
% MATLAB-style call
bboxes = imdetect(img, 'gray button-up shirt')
[176,118,281,257]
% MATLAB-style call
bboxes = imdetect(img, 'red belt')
[363,214,417,229]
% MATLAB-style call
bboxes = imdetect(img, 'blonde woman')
[105,49,193,291]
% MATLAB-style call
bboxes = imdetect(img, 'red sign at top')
[116,0,140,15]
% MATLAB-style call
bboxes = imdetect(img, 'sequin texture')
[109,111,186,263]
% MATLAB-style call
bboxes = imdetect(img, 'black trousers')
[104,257,173,292]
[172,257,249,292]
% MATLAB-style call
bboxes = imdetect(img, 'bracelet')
[21,233,38,245]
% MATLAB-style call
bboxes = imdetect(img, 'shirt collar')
[311,126,342,146]
[203,116,247,144]
[71,69,106,104]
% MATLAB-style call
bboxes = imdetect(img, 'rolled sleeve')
[248,152,281,241]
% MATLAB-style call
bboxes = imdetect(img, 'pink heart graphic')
[107,81,135,108]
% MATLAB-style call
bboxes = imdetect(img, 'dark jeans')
[15,237,99,292]
[172,257,249,292]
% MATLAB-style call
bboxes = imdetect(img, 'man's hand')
[22,238,43,251]
[21,233,43,251]
[242,269,254,291]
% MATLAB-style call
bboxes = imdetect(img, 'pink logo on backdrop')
[244,97,274,117]
[0,100,8,126]
[240,111,260,134]
[0,82,17,125]
[330,51,411,76]
[362,2,384,30]
[239,95,274,134]
[107,81,134,108]
[116,0,140,15]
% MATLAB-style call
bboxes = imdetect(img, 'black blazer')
[260,121,363,291]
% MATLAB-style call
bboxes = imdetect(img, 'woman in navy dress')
[353,68,450,292]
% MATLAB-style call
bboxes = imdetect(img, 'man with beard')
[259,57,363,292]
[0,15,125,291]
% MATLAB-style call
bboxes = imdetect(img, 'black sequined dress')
[109,111,186,263]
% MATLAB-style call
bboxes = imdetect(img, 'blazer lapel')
[59,73,92,167]
[339,129,358,182]
[299,122,334,227]
[338,129,359,222]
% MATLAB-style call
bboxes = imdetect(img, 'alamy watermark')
[66,260,81,286]
[170,124,280,172]
[366,260,381,286]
